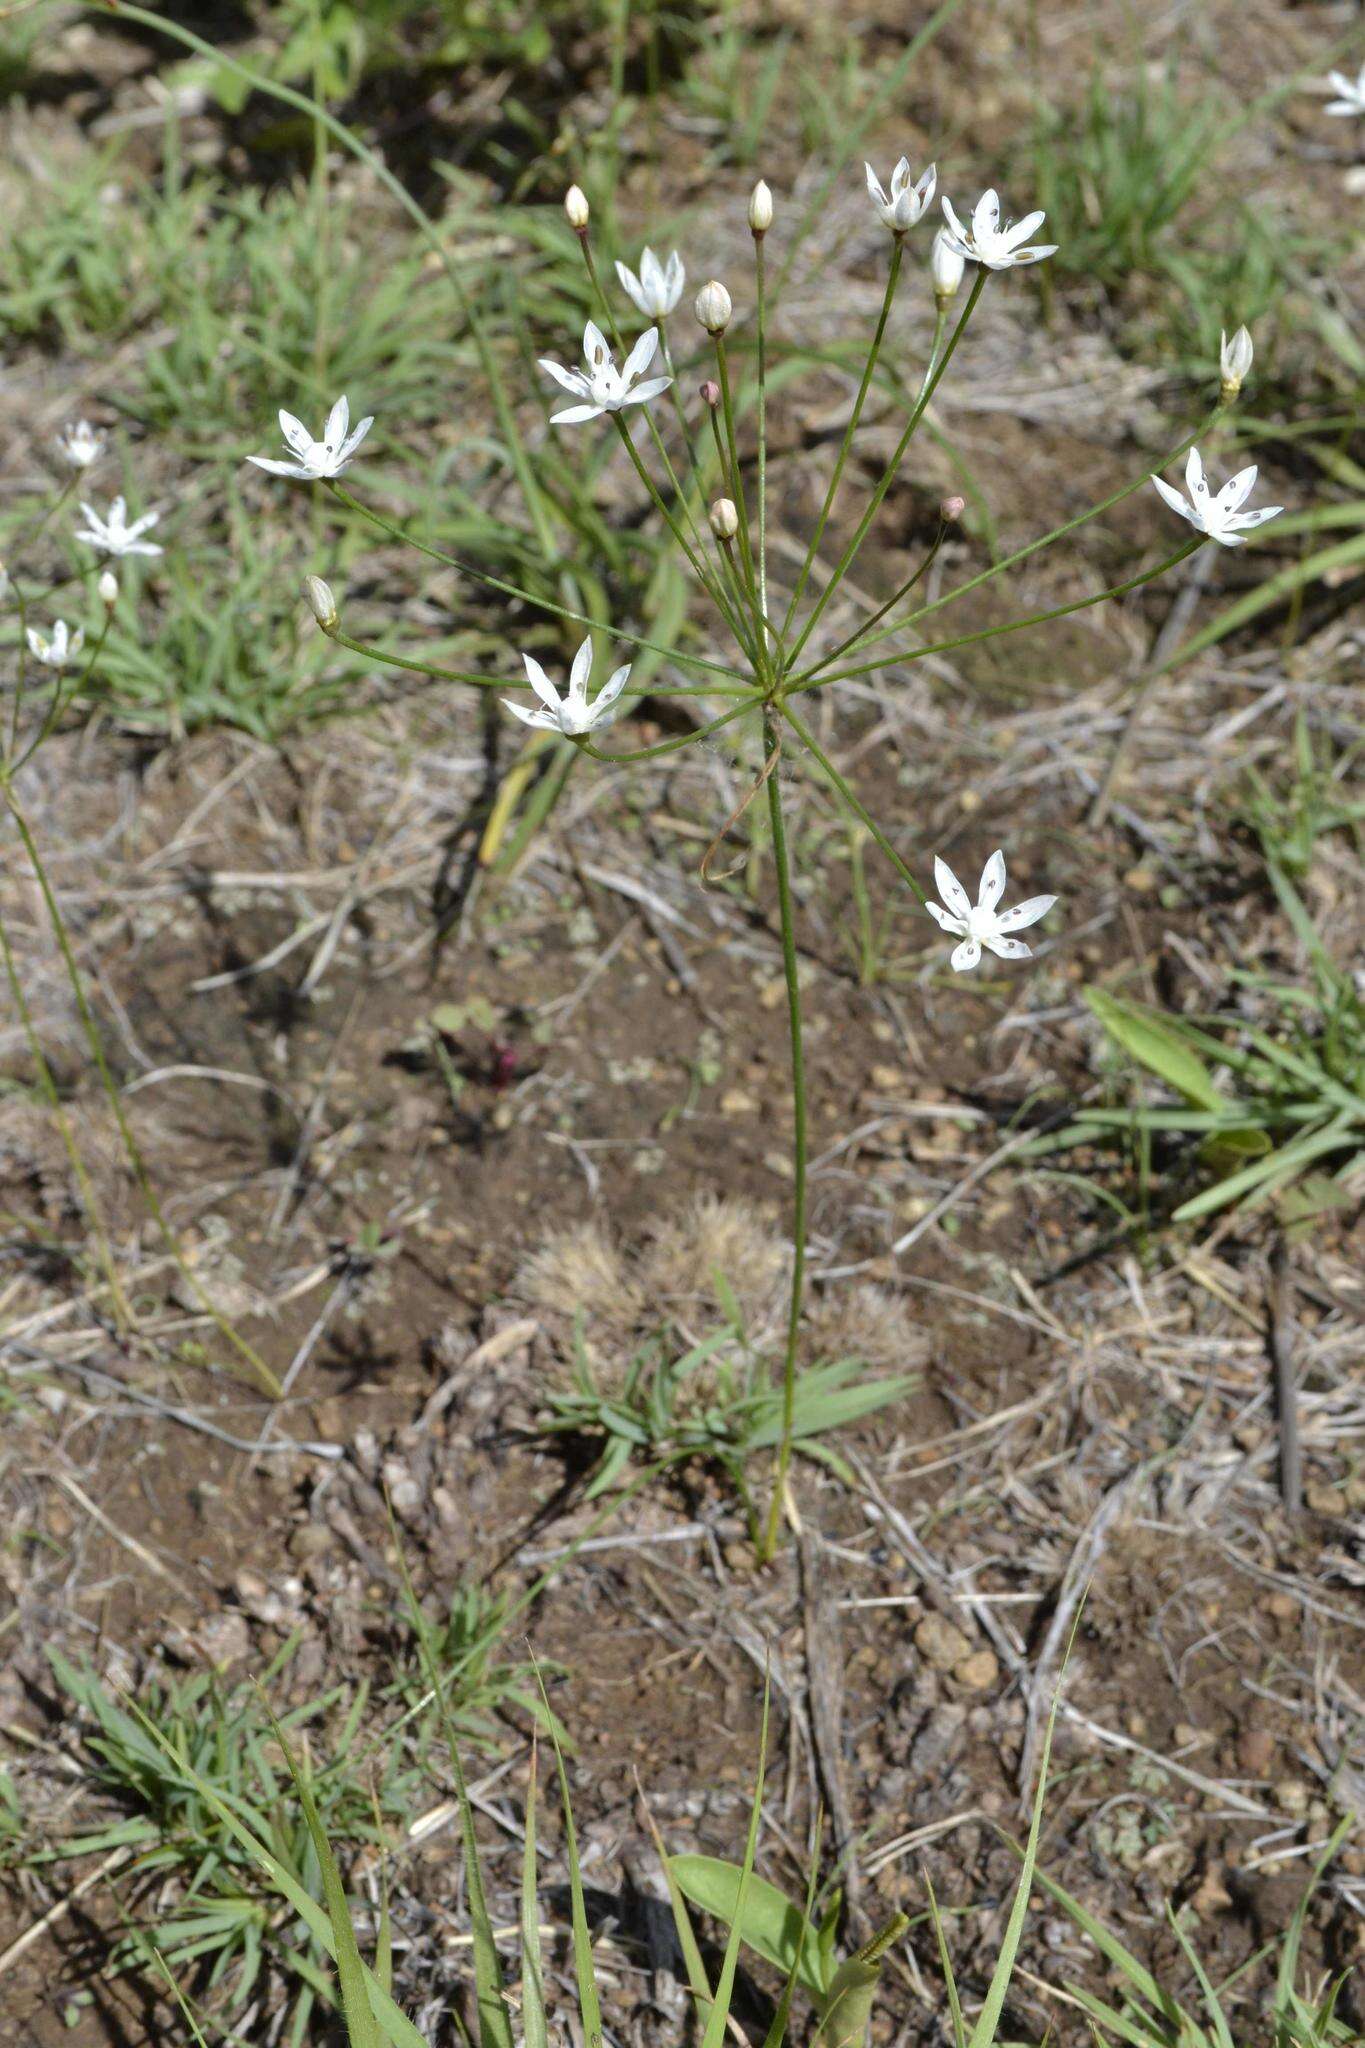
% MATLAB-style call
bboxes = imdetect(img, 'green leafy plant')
[542,1304,918,1531]
[1030,1818,1357,2048]
[43,1646,419,2021]
[1037,866,1365,1227]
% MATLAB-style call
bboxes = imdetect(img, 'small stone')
[289,1523,335,1562]
[194,1609,251,1667]
[1191,1864,1232,1916]
[1237,1726,1276,1777]
[954,1648,999,1691]
[1305,1482,1347,1516]
[915,1614,972,1671]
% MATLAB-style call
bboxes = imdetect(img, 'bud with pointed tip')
[699,379,721,409]
[709,497,739,540]
[748,179,773,236]
[98,569,118,605]
[931,228,965,307]
[564,184,590,233]
[1219,324,1253,402]
[695,279,732,334]
[304,575,338,633]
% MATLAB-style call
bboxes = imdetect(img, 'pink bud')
[699,379,721,408]
[939,495,966,522]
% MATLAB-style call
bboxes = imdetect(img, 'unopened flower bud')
[748,179,773,235]
[1219,324,1253,402]
[709,497,739,540]
[695,279,732,333]
[931,228,965,306]
[0,561,9,602]
[939,495,966,523]
[304,574,338,632]
[564,184,590,233]
[699,378,721,409]
[98,569,118,605]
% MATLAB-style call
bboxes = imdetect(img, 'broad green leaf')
[669,1855,828,2000]
[1085,988,1225,1112]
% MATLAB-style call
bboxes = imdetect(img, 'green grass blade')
[539,1665,604,2048]
[699,1675,771,2048]
[520,1740,549,2048]
[966,1691,1058,2048]
[264,1699,380,2048]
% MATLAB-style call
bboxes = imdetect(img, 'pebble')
[914,1613,972,1671]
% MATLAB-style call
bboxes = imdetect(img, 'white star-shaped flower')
[615,248,685,319]
[73,495,163,559]
[26,619,84,669]
[1324,64,1365,116]
[538,322,672,426]
[502,636,631,736]
[864,158,937,233]
[57,420,106,469]
[939,189,1057,271]
[1150,447,1282,548]
[247,396,374,481]
[926,850,1058,973]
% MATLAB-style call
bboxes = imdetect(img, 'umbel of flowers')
[251,152,1284,1558]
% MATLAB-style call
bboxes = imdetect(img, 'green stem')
[785,270,986,670]
[778,700,926,905]
[3,790,282,1397]
[807,407,1223,678]
[755,234,769,629]
[609,414,756,652]
[809,516,949,679]
[325,482,751,687]
[789,536,1204,693]
[759,715,807,1564]
[713,335,770,670]
[577,696,757,763]
[780,238,904,638]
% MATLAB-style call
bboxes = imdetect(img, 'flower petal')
[583,320,610,367]
[502,698,558,731]
[933,856,972,921]
[994,893,1057,933]
[977,849,1007,914]
[972,189,1001,241]
[596,663,631,709]
[279,411,313,455]
[550,402,604,425]
[248,456,311,477]
[568,636,593,704]
[523,655,561,710]
[925,901,967,935]
[622,327,660,385]
[949,936,982,973]
[1228,503,1282,531]
[982,934,1033,960]
[621,376,672,406]
[1184,446,1207,501]
[325,395,350,447]
[539,357,589,395]
[1151,475,1194,523]
[1216,464,1257,514]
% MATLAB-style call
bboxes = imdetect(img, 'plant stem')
[713,335,769,668]
[785,269,986,669]
[759,716,807,1563]
[609,414,757,654]
[755,233,769,629]
[788,536,1203,693]
[780,237,904,637]
[778,700,926,904]
[577,697,758,763]
[325,483,751,686]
